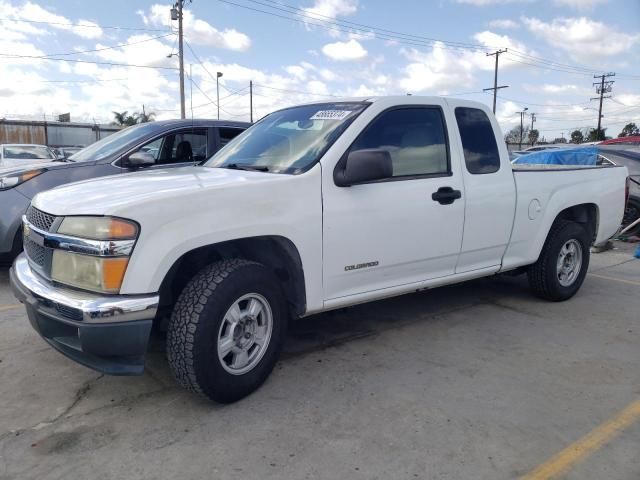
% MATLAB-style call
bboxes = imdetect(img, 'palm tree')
[112,111,138,126]
[136,105,156,123]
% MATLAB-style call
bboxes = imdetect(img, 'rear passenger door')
[322,103,466,300]
[450,103,516,273]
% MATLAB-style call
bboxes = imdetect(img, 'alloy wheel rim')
[556,239,583,287]
[217,293,273,375]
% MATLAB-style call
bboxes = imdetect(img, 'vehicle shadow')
[144,273,533,376]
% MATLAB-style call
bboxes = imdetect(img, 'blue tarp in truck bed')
[513,146,598,166]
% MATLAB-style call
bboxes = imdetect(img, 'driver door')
[322,104,465,301]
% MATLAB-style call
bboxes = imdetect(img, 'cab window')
[455,107,501,174]
[350,107,449,178]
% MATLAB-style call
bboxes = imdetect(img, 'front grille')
[24,237,47,267]
[55,303,83,321]
[26,206,57,232]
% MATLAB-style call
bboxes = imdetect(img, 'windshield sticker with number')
[310,110,353,121]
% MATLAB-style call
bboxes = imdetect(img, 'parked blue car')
[0,119,249,263]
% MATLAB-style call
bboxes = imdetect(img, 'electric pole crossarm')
[591,72,615,136]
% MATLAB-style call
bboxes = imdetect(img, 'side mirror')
[126,151,156,169]
[334,148,393,187]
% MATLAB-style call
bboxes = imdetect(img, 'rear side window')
[219,127,245,147]
[455,107,501,174]
[350,107,449,177]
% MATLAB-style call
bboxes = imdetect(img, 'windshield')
[3,145,53,160]
[69,123,159,162]
[206,102,368,174]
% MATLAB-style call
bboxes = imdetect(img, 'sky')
[0,0,639,140]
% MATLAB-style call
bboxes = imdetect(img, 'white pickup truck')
[11,96,629,403]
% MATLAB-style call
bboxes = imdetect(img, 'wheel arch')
[157,235,307,322]
[553,203,599,243]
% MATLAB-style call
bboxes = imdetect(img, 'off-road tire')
[527,220,590,301]
[167,259,287,403]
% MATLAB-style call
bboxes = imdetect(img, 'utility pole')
[189,64,193,120]
[249,80,253,123]
[216,72,223,120]
[171,1,186,119]
[483,49,509,113]
[518,107,528,149]
[591,72,615,137]
[529,112,536,145]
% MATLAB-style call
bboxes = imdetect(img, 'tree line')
[505,122,639,146]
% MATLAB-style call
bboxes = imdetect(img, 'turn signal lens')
[57,216,139,240]
[103,257,129,292]
[109,219,138,239]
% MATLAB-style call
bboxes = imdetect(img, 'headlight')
[52,251,129,293]
[0,169,44,190]
[57,216,138,240]
[49,216,139,293]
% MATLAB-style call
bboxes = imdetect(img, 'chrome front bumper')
[10,253,159,375]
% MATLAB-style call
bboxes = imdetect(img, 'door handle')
[431,186,462,205]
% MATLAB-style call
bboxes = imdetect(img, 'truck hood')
[32,166,281,216]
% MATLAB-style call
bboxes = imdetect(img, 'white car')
[11,96,629,403]
[0,144,58,167]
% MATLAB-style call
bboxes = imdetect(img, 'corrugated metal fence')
[0,120,121,147]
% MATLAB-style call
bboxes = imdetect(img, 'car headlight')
[57,216,138,240]
[50,216,139,293]
[0,169,45,190]
[52,251,129,293]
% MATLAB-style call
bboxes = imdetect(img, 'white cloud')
[303,0,358,20]
[322,39,368,61]
[285,65,307,80]
[398,30,536,94]
[522,16,639,62]
[542,84,578,94]
[141,4,251,51]
[0,1,103,39]
[614,93,640,107]
[319,68,337,81]
[399,43,476,93]
[20,2,103,38]
[553,0,608,10]
[488,19,519,29]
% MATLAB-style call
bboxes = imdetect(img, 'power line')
[36,33,175,58]
[494,93,592,108]
[0,17,170,32]
[0,53,179,70]
[215,0,487,53]
[247,0,486,51]
[253,83,341,97]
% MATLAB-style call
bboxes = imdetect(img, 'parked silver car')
[0,144,58,168]
[0,120,249,263]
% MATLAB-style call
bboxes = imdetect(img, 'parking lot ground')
[0,243,638,480]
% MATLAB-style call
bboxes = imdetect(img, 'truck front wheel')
[167,259,287,403]
[527,220,590,301]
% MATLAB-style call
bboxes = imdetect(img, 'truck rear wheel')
[167,259,287,403]
[527,220,590,301]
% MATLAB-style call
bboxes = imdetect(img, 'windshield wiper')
[223,163,270,172]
